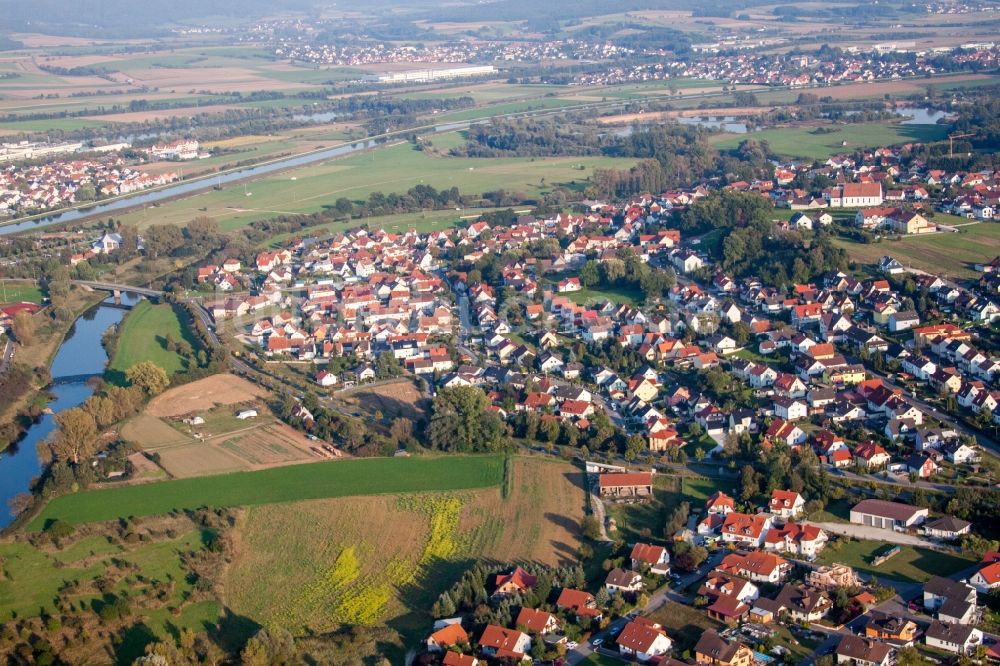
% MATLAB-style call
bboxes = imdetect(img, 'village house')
[835,635,893,666]
[478,625,530,661]
[924,576,977,624]
[720,513,773,548]
[514,607,560,635]
[426,621,469,652]
[695,630,754,666]
[864,610,918,644]
[925,620,983,656]
[630,543,671,575]
[719,551,791,584]
[605,568,644,595]
[556,588,603,622]
[617,617,673,662]
[768,490,805,519]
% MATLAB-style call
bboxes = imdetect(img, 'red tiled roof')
[479,625,526,654]
[598,472,653,489]
[429,623,468,648]
[617,617,669,654]
[515,607,556,633]
[630,543,667,566]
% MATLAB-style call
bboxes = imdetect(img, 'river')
[0,293,141,528]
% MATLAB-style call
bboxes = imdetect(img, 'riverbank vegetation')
[0,285,104,452]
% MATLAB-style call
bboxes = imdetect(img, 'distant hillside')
[0,0,314,38]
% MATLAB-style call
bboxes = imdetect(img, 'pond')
[894,107,949,125]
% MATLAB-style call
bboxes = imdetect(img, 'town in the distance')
[3,1,1000,665]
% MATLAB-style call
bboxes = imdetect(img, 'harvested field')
[119,66,304,94]
[124,405,323,478]
[333,379,428,421]
[121,413,192,449]
[145,373,268,418]
[157,443,247,477]
[214,423,319,468]
[125,451,169,483]
[11,33,121,47]
[461,457,585,566]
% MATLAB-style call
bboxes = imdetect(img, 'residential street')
[869,367,1000,457]
[565,551,724,665]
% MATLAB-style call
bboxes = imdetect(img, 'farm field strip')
[29,455,505,528]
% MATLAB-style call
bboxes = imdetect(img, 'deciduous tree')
[51,407,98,465]
[125,361,170,396]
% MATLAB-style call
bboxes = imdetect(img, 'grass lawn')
[808,498,852,523]
[107,300,195,383]
[566,285,643,306]
[816,539,976,583]
[646,600,724,653]
[833,221,1000,279]
[607,475,735,544]
[0,528,219,648]
[0,117,109,132]
[116,141,636,230]
[710,121,949,160]
[0,281,44,304]
[29,455,504,529]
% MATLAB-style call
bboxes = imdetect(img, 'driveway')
[811,521,937,548]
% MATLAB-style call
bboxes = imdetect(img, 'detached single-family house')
[925,620,983,656]
[769,490,805,519]
[605,568,644,595]
[617,617,673,662]
[631,543,671,575]
[479,625,530,660]
[836,635,893,666]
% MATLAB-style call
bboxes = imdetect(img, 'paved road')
[810,521,938,548]
[452,280,480,363]
[0,339,13,375]
[829,466,961,493]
